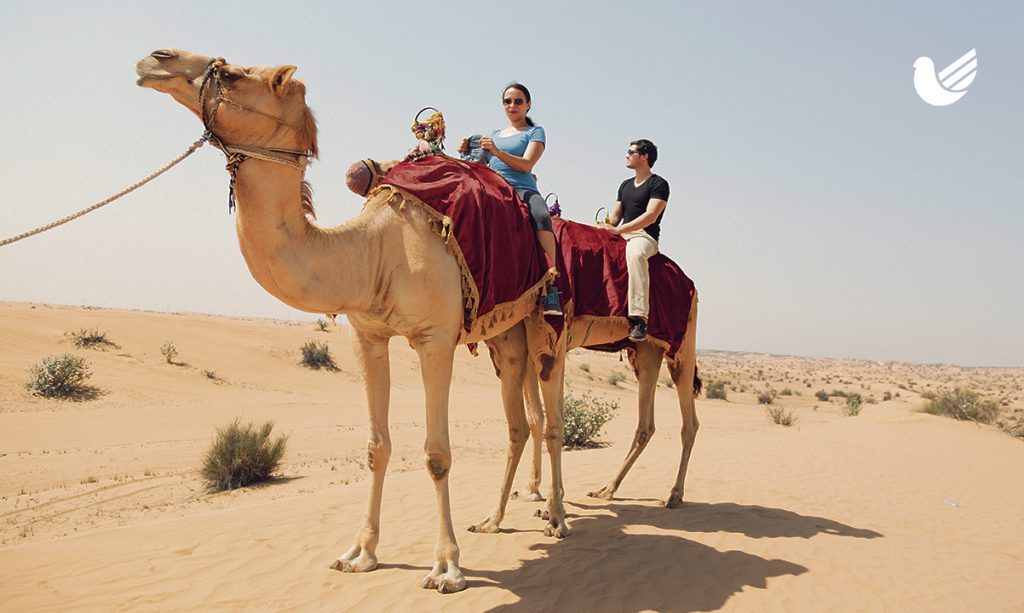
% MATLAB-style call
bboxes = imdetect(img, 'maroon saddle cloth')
[377,156,551,333]
[551,216,696,359]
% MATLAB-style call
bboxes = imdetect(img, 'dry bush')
[300,341,336,370]
[562,390,619,448]
[160,341,179,364]
[201,420,288,491]
[757,389,778,405]
[26,354,92,398]
[765,405,798,427]
[67,328,117,349]
[607,371,627,387]
[705,380,728,400]
[922,388,1000,424]
[842,393,863,416]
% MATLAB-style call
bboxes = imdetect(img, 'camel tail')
[693,364,703,397]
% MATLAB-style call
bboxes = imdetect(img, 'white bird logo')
[913,48,978,106]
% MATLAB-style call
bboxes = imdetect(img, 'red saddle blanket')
[551,216,696,359]
[378,156,550,334]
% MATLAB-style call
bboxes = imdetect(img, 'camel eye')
[220,71,241,83]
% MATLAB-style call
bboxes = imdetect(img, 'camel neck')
[231,160,376,315]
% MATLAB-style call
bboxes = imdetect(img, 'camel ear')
[270,65,297,97]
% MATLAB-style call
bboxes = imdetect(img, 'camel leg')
[666,294,699,508]
[518,364,545,502]
[412,331,466,593]
[530,331,570,538]
[468,325,530,533]
[333,328,391,573]
[587,341,663,501]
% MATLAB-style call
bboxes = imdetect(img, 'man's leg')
[624,231,658,338]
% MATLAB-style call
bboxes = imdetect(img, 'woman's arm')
[480,137,545,174]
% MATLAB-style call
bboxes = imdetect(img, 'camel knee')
[507,425,528,448]
[366,439,391,471]
[681,419,699,445]
[424,449,451,481]
[635,424,655,448]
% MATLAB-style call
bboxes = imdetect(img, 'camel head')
[136,49,317,157]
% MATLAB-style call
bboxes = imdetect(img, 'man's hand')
[598,223,621,236]
[457,138,470,154]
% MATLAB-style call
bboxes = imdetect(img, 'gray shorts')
[515,188,553,232]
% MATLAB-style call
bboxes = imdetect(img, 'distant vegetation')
[26,354,93,398]
[160,341,179,364]
[315,318,330,332]
[815,390,830,401]
[922,388,1000,424]
[607,371,627,387]
[705,380,728,400]
[201,420,288,491]
[757,389,778,405]
[842,393,863,417]
[562,390,619,448]
[67,328,117,349]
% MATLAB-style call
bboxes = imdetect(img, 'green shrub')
[882,391,893,401]
[300,341,336,370]
[26,354,92,398]
[607,371,627,387]
[842,393,863,417]
[922,388,1000,424]
[67,328,116,349]
[201,420,288,491]
[562,390,619,448]
[757,389,777,405]
[765,405,797,427]
[815,390,829,401]
[160,341,178,364]
[706,380,728,400]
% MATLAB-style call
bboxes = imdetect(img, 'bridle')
[197,57,313,212]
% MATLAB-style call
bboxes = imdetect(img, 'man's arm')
[601,198,666,236]
[607,201,624,225]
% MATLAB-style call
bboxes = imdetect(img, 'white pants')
[623,230,659,319]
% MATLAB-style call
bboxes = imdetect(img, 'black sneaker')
[628,318,648,341]
[542,286,563,316]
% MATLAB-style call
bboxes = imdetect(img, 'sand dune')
[1,301,1022,611]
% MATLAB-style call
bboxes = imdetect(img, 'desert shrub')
[997,414,1024,439]
[300,341,336,370]
[815,390,829,401]
[765,405,798,427]
[920,391,936,401]
[757,389,777,405]
[68,328,116,349]
[706,380,728,400]
[780,388,793,396]
[882,391,893,401]
[607,371,627,387]
[201,420,288,491]
[662,376,675,389]
[830,389,848,398]
[579,363,591,373]
[922,388,1000,424]
[562,391,619,448]
[842,393,863,417]
[160,341,178,364]
[26,354,92,398]
[315,318,330,332]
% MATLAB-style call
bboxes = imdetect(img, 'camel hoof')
[515,490,544,502]
[587,487,615,501]
[331,554,377,573]
[544,522,571,539]
[437,576,467,593]
[664,494,684,508]
[422,569,466,593]
[466,519,501,534]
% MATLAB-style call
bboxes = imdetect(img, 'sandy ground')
[1,301,1022,612]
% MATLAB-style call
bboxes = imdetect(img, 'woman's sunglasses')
[503,97,526,106]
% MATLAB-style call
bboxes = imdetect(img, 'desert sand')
[1,300,1022,611]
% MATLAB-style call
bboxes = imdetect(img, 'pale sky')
[1,1,1021,366]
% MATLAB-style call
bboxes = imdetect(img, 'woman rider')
[459,82,561,315]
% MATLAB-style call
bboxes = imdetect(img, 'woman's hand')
[457,138,470,154]
[480,136,497,153]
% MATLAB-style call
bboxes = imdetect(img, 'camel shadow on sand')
[465,499,882,613]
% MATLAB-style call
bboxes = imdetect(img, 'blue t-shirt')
[488,126,546,192]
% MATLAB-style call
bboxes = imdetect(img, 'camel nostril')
[151,49,176,60]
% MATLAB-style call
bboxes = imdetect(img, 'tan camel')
[135,49,570,594]
[516,308,701,510]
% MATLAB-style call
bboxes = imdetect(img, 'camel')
[135,49,571,594]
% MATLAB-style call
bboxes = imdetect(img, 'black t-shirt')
[616,174,670,241]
